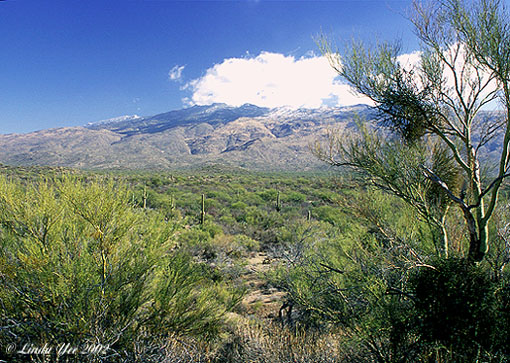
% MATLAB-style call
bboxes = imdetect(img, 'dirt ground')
[239,252,286,319]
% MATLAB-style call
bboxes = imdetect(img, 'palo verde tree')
[315,124,462,258]
[319,0,510,262]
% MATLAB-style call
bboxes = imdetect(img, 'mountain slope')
[0,104,368,170]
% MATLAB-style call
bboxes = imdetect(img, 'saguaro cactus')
[200,193,205,224]
[275,191,281,212]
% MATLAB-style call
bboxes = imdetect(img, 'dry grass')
[146,318,345,363]
[215,320,344,363]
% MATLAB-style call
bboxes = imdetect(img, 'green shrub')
[233,234,260,252]
[0,176,240,362]
[409,258,505,360]
[312,205,344,226]
[231,201,248,210]
[283,191,307,203]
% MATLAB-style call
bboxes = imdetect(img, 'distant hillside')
[0,104,370,171]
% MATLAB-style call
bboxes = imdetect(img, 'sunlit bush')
[0,176,241,362]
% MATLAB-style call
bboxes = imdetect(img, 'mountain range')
[0,104,368,171]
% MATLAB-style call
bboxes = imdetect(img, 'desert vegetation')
[3,0,510,362]
[0,165,509,362]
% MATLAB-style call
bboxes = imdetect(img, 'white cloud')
[185,52,372,109]
[169,65,185,81]
[183,45,502,111]
[397,51,422,72]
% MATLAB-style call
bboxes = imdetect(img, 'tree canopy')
[318,0,510,262]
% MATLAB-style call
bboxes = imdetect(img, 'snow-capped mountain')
[87,115,144,127]
[0,103,370,170]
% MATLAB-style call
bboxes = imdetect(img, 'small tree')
[319,0,510,262]
[315,125,462,258]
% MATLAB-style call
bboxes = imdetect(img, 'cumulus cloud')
[185,52,372,109]
[183,45,502,110]
[169,65,185,81]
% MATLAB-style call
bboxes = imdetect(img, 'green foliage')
[312,205,345,227]
[270,185,510,360]
[316,123,462,257]
[283,191,307,203]
[269,188,440,359]
[233,234,260,252]
[409,258,505,360]
[0,175,241,361]
[320,0,510,262]
[231,201,248,211]
[3,166,509,361]
[148,252,235,340]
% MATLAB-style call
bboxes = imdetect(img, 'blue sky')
[0,0,416,134]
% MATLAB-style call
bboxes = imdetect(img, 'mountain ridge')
[0,103,370,170]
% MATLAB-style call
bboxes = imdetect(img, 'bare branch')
[319,263,345,275]
[421,165,468,208]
